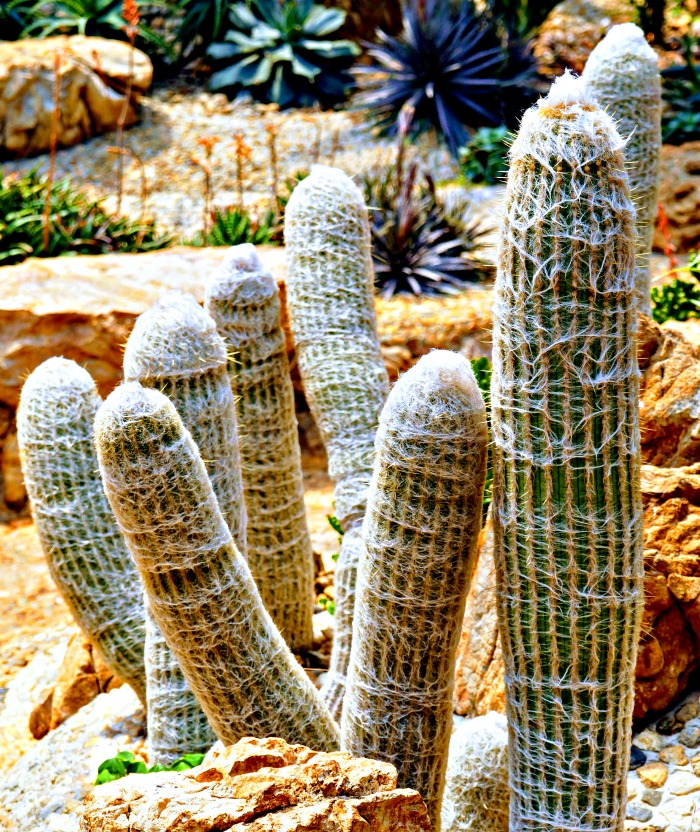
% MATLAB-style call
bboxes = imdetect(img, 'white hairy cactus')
[441,713,509,832]
[144,597,216,764]
[123,290,246,549]
[17,358,147,703]
[205,244,315,650]
[583,22,662,314]
[95,382,340,751]
[341,351,488,830]
[285,165,390,718]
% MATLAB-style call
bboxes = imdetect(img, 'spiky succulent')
[354,0,535,159]
[207,0,360,108]
[361,162,490,297]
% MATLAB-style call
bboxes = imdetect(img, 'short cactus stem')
[583,22,662,315]
[205,244,315,650]
[123,291,246,550]
[441,713,509,832]
[285,165,390,718]
[144,597,216,765]
[341,351,488,830]
[491,73,644,832]
[17,357,146,702]
[95,382,340,751]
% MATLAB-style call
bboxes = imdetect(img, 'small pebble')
[634,730,663,752]
[668,771,700,796]
[678,726,700,748]
[640,788,663,806]
[659,745,689,766]
[626,803,653,823]
[638,761,668,789]
[629,745,647,770]
[690,751,700,776]
[675,702,699,723]
[627,777,639,799]
[657,714,680,735]
[659,796,696,823]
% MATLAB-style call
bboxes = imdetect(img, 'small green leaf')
[327,515,344,537]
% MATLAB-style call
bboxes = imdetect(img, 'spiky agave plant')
[207,0,360,108]
[354,0,535,159]
[361,161,491,297]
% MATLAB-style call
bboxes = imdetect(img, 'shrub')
[651,276,700,324]
[354,0,537,159]
[207,0,360,108]
[0,169,170,266]
[95,751,206,785]
[186,206,278,247]
[459,126,510,186]
[662,34,700,144]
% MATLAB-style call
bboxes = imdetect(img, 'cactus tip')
[542,70,594,109]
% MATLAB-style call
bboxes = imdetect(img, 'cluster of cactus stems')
[18,68,646,828]
[582,23,662,315]
[491,72,643,832]
[205,244,315,651]
[17,358,147,703]
[95,383,340,751]
[285,165,390,718]
[341,350,487,830]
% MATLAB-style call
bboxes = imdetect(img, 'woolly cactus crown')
[123,291,227,380]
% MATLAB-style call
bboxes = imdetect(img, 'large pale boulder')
[0,686,145,832]
[80,736,431,832]
[455,316,700,719]
[0,36,152,159]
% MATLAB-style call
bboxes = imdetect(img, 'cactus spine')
[95,382,340,751]
[205,245,315,650]
[124,290,246,549]
[17,357,146,703]
[144,596,216,763]
[441,713,509,832]
[340,351,487,829]
[582,22,662,314]
[285,165,390,718]
[491,73,643,832]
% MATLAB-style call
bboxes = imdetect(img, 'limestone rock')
[80,736,431,832]
[533,0,635,77]
[638,314,700,468]
[0,36,152,159]
[0,686,145,832]
[29,633,122,740]
[453,520,505,717]
[653,141,700,255]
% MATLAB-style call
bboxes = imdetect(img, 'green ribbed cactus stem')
[95,382,340,751]
[341,351,487,830]
[285,165,390,719]
[582,22,661,315]
[204,244,314,651]
[144,596,216,765]
[441,713,509,832]
[16,357,146,703]
[491,72,643,832]
[124,291,246,550]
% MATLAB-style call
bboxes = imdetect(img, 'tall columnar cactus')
[123,291,246,550]
[285,165,390,718]
[95,382,340,751]
[582,22,662,315]
[341,351,487,830]
[16,357,147,703]
[491,73,643,832]
[441,713,509,832]
[144,597,216,764]
[204,244,315,651]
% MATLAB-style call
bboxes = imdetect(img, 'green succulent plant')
[207,0,360,108]
[651,276,700,324]
[187,206,278,247]
[459,126,510,186]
